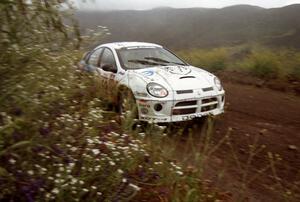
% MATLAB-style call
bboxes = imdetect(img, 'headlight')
[214,77,223,91]
[147,82,168,98]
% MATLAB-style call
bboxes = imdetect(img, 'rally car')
[79,42,225,123]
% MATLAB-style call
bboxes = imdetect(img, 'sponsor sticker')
[141,70,154,77]
[164,66,191,75]
[138,103,150,108]
[135,92,148,97]
[140,116,168,122]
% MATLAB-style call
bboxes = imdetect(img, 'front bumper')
[137,90,225,123]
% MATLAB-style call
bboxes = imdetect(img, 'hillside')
[75,4,300,49]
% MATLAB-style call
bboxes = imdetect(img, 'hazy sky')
[75,0,300,10]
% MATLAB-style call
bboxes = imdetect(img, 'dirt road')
[203,82,300,201]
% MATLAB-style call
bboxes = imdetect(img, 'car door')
[99,48,118,80]
[85,48,103,72]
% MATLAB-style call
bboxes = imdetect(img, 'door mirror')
[102,64,117,73]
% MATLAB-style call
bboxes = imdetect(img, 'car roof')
[95,42,162,50]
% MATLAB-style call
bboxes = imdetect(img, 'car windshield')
[116,47,187,70]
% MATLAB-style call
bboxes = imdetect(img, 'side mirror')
[102,64,117,73]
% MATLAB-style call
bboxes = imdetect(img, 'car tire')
[117,87,139,124]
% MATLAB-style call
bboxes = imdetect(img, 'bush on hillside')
[242,50,280,79]
[178,48,229,72]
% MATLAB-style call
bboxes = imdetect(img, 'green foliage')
[242,50,280,79]
[0,0,79,48]
[0,57,222,201]
[287,52,300,81]
[178,45,300,81]
[179,48,229,72]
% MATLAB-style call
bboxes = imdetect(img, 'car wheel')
[117,88,138,125]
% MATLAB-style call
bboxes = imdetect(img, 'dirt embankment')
[204,82,300,201]
[218,71,300,95]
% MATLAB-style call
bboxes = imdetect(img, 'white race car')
[79,42,225,123]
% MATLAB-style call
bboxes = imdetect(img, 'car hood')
[131,65,215,91]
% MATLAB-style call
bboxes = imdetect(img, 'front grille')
[201,104,218,112]
[202,97,217,104]
[176,90,193,94]
[173,108,197,115]
[202,87,214,92]
[172,96,219,116]
[175,100,197,107]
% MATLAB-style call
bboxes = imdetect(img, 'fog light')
[154,103,163,112]
[140,108,149,114]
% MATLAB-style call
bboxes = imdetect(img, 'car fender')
[127,71,150,99]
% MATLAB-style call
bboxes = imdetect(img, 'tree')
[0,0,80,74]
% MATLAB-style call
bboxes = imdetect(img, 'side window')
[100,48,117,73]
[87,48,103,67]
[82,51,91,61]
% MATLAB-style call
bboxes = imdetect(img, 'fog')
[75,0,300,10]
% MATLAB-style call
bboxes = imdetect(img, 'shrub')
[287,52,300,81]
[290,66,300,81]
[178,46,300,82]
[245,51,280,79]
[178,48,229,72]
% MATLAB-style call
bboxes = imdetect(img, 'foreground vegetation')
[0,53,225,200]
[0,1,225,201]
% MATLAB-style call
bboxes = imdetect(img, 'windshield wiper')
[144,57,186,66]
[128,59,167,66]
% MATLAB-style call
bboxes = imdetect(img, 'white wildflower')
[86,139,94,144]
[70,147,77,152]
[9,159,16,164]
[92,149,100,155]
[52,188,59,194]
[117,169,124,174]
[71,178,78,185]
[176,171,183,176]
[129,183,141,191]
[48,176,54,180]
[27,170,34,175]
[109,161,116,166]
